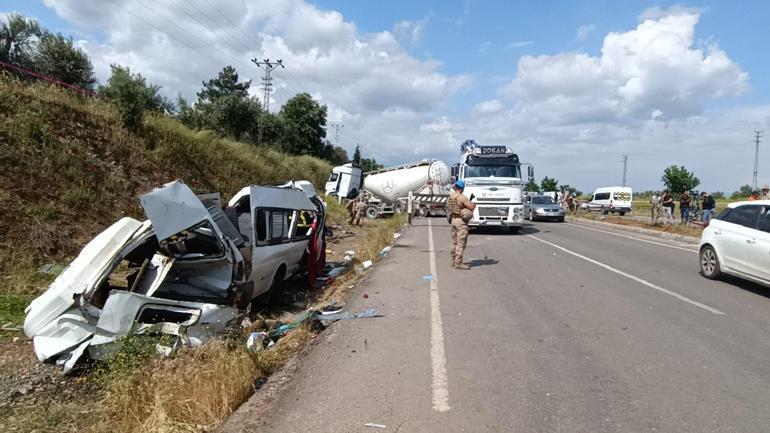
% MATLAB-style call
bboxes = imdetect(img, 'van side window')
[270,210,289,242]
[255,209,268,243]
[594,192,611,201]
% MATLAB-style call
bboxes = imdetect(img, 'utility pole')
[251,58,284,113]
[620,154,629,187]
[329,122,344,147]
[753,130,764,190]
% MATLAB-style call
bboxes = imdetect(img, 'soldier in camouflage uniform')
[447,179,476,270]
[347,196,366,226]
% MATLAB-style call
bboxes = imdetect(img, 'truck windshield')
[465,165,521,178]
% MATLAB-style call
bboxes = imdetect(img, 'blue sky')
[3,0,770,192]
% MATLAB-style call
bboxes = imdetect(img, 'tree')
[256,112,284,147]
[523,179,539,192]
[0,13,42,67]
[181,66,262,142]
[34,33,96,89]
[540,176,558,192]
[323,145,349,165]
[100,64,171,131]
[352,144,362,165]
[279,92,327,157]
[711,191,724,199]
[361,158,383,172]
[660,165,700,194]
[197,65,250,101]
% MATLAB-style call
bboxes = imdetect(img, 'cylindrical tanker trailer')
[362,160,450,219]
[324,160,451,219]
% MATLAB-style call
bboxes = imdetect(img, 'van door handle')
[746,238,756,244]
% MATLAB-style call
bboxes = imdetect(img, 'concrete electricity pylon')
[329,122,344,147]
[620,154,629,187]
[753,130,764,190]
[251,58,284,113]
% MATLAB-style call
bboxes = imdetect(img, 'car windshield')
[465,165,521,178]
[532,197,555,205]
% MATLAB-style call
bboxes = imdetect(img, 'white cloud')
[473,99,504,116]
[504,40,533,50]
[393,18,427,46]
[503,8,748,123]
[576,24,595,41]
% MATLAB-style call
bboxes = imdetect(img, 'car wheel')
[699,245,721,279]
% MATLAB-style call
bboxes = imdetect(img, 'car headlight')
[535,208,546,213]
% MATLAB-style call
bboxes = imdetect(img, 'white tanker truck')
[325,160,451,219]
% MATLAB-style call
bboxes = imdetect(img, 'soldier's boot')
[454,263,470,270]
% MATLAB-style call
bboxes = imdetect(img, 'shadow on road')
[718,274,770,300]
[467,258,499,268]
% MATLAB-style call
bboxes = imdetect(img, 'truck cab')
[325,163,363,199]
[457,142,533,233]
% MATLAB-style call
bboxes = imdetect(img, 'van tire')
[601,206,609,215]
[619,211,626,216]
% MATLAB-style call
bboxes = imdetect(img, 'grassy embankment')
[0,75,406,433]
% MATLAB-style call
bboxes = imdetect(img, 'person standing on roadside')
[649,192,661,224]
[447,179,476,270]
[701,192,716,223]
[661,191,674,224]
[679,191,691,224]
[760,185,770,200]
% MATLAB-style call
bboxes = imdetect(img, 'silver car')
[524,195,566,222]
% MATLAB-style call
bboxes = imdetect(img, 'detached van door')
[140,181,244,304]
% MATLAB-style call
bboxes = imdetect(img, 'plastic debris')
[379,246,392,256]
[421,275,433,280]
[365,423,387,429]
[246,331,269,353]
[362,260,373,269]
[393,233,402,239]
[317,308,381,322]
[37,263,64,275]
[363,293,369,299]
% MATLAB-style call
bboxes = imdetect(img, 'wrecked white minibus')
[23,180,326,373]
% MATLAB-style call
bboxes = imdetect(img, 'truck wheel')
[418,206,429,217]
[365,205,379,219]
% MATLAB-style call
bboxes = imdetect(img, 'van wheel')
[700,246,721,279]
[619,212,626,216]
[601,206,609,215]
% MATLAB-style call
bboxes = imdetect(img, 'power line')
[202,0,262,51]
[167,0,254,56]
[252,58,285,113]
[753,130,764,190]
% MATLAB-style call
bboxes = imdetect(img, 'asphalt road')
[250,219,770,433]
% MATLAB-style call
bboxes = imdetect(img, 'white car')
[699,200,770,287]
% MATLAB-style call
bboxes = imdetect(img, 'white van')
[584,186,633,215]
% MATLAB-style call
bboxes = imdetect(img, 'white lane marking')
[529,235,725,316]
[565,222,698,254]
[428,218,450,412]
